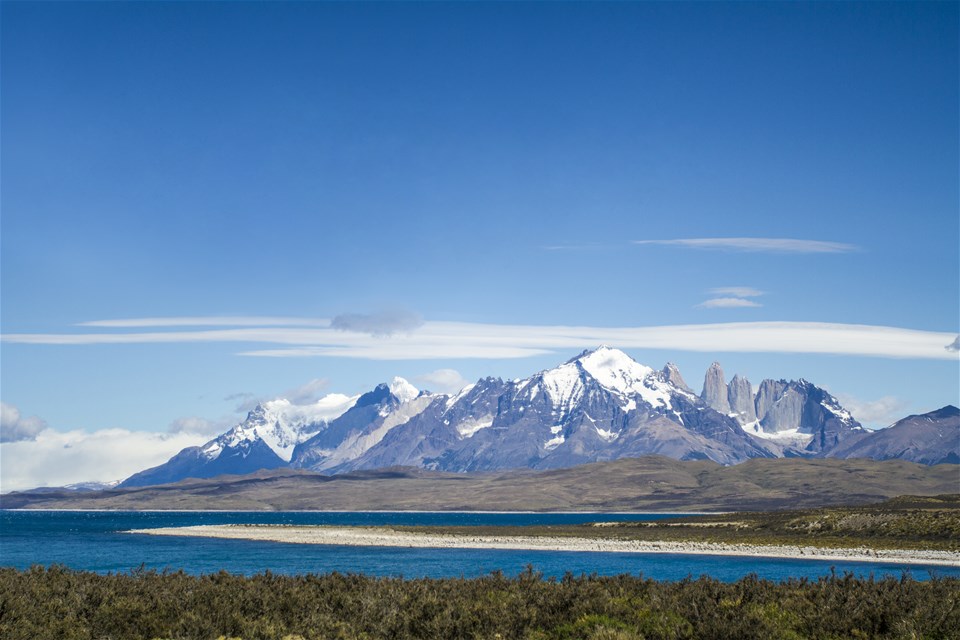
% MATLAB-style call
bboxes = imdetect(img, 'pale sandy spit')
[126,525,960,567]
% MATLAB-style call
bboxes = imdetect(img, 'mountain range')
[121,346,958,488]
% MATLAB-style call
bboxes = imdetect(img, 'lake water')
[2,510,956,582]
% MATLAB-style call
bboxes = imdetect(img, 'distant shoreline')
[127,525,960,567]
[5,508,723,515]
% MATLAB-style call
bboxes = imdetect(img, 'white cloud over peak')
[834,394,909,429]
[415,368,471,394]
[167,416,230,437]
[634,237,859,253]
[282,378,331,405]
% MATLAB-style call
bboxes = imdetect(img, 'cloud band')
[3,319,957,361]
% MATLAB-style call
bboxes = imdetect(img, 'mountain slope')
[823,406,959,465]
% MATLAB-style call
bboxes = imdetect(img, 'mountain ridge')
[117,347,955,488]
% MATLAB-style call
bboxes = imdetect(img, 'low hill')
[3,456,957,512]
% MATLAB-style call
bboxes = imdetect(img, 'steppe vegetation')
[2,565,958,640]
[399,494,960,552]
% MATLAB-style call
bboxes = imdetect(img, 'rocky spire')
[727,374,757,425]
[700,362,730,414]
[661,362,693,393]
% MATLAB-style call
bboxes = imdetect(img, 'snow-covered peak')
[206,392,359,463]
[389,377,420,403]
[536,346,676,413]
[576,346,673,409]
[577,346,655,390]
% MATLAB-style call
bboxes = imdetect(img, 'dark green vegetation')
[398,495,960,552]
[2,566,958,640]
[4,456,958,512]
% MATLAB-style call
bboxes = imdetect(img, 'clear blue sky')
[1,1,957,485]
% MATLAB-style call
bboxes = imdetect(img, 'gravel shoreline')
[127,525,960,567]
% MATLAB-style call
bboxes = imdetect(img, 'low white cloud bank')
[634,237,859,253]
[1,427,209,492]
[1,402,48,443]
[415,368,471,394]
[3,319,957,361]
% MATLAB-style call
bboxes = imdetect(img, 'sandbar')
[126,525,960,567]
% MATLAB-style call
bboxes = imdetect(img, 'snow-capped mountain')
[326,346,771,473]
[121,346,943,488]
[121,392,358,487]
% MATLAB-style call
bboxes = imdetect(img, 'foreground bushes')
[1,565,958,639]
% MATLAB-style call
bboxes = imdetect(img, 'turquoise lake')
[2,510,957,582]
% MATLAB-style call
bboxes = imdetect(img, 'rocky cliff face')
[749,379,863,453]
[727,374,757,425]
[661,363,693,393]
[700,362,730,414]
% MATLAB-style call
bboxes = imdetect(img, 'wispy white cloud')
[696,298,762,309]
[634,238,859,253]
[0,402,47,443]
[282,378,331,405]
[167,416,231,437]
[3,319,957,361]
[79,316,330,328]
[709,287,764,298]
[415,368,471,394]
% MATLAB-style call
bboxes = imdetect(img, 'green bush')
[0,565,957,639]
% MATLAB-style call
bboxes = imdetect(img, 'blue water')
[2,510,956,582]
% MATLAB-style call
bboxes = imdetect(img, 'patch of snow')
[456,415,494,439]
[540,363,585,416]
[745,421,814,447]
[550,425,563,435]
[544,434,565,450]
[595,426,618,441]
[444,383,476,410]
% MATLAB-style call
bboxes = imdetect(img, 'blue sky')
[1,2,957,488]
